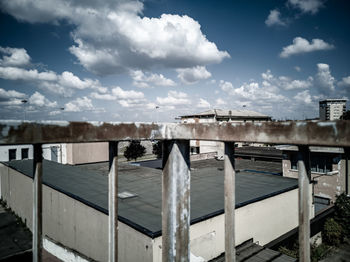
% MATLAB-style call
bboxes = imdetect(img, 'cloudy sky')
[0,0,349,122]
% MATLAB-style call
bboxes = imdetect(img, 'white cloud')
[0,0,229,75]
[90,86,148,108]
[176,66,211,84]
[219,80,234,93]
[0,47,30,67]
[261,70,313,91]
[295,66,301,72]
[265,9,286,27]
[280,37,334,58]
[156,90,191,106]
[90,92,116,101]
[112,87,144,100]
[29,91,57,107]
[131,70,176,88]
[288,0,324,14]
[0,66,57,81]
[0,88,26,101]
[316,63,335,93]
[64,96,94,112]
[0,47,111,97]
[197,98,210,108]
[59,71,99,90]
[279,76,313,90]
[338,76,350,87]
[215,98,226,106]
[294,90,312,104]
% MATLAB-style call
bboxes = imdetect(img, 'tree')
[340,110,350,120]
[124,140,146,161]
[152,141,163,159]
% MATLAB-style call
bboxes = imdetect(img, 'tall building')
[319,99,347,120]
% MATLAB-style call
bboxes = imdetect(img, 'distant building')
[279,145,348,207]
[0,142,153,164]
[179,109,271,154]
[319,99,347,120]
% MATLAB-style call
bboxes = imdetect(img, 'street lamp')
[155,106,160,123]
[21,99,28,120]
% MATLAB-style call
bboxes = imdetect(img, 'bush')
[323,218,343,246]
[311,243,331,262]
[334,193,350,237]
[124,140,146,161]
[152,141,162,159]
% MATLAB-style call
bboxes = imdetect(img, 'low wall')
[190,152,217,162]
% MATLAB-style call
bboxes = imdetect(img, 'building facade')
[280,146,348,205]
[319,99,347,120]
[180,109,271,154]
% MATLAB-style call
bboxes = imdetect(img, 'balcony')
[0,120,349,262]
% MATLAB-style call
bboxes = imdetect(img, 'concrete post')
[298,146,311,262]
[162,140,191,262]
[109,141,118,262]
[224,142,236,262]
[33,144,43,262]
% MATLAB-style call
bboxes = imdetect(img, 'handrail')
[0,120,350,146]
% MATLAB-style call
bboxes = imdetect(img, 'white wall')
[0,145,33,162]
[42,144,68,164]
[152,187,312,262]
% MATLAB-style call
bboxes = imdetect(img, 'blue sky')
[0,0,349,122]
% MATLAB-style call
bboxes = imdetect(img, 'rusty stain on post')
[224,142,236,262]
[109,141,118,262]
[0,121,350,146]
[162,140,190,262]
[298,146,311,262]
[33,144,43,262]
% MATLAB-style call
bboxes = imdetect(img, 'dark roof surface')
[5,159,297,238]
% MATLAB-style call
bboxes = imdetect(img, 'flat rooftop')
[4,159,297,238]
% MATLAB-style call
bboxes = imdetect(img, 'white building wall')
[42,144,68,164]
[0,145,33,162]
[1,163,312,262]
[152,187,310,262]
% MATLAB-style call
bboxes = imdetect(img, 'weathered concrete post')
[33,144,43,262]
[109,141,118,262]
[224,142,236,262]
[162,140,191,262]
[298,146,311,262]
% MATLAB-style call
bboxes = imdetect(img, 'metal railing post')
[33,144,43,262]
[162,140,191,262]
[298,146,311,262]
[224,142,236,262]
[108,141,118,262]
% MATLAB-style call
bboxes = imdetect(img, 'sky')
[0,0,349,122]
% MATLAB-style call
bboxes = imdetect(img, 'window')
[9,149,16,161]
[290,152,332,173]
[190,146,200,154]
[21,148,29,159]
[291,153,298,170]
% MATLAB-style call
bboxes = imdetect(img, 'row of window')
[8,148,29,161]
[290,153,338,173]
